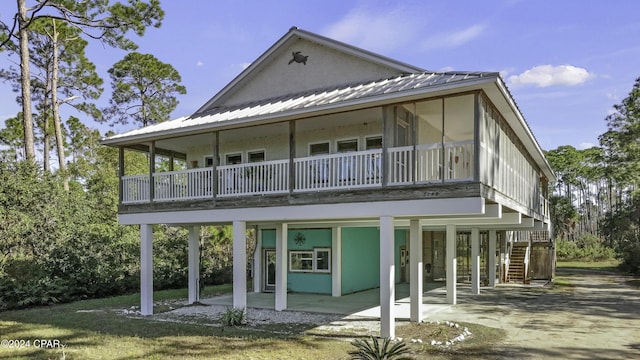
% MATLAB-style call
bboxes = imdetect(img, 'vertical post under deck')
[446,224,457,304]
[380,216,395,339]
[140,224,153,315]
[275,223,288,311]
[233,220,247,309]
[188,226,200,304]
[471,228,480,295]
[410,219,423,322]
[332,227,342,297]
[489,230,497,287]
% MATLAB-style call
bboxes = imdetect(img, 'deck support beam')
[471,228,480,295]
[233,220,247,309]
[409,219,423,323]
[446,224,457,304]
[140,224,153,315]
[188,226,200,304]
[380,216,395,339]
[275,223,288,311]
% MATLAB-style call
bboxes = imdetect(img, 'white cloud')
[420,24,486,50]
[578,142,596,150]
[323,6,421,53]
[196,61,204,67]
[508,65,592,88]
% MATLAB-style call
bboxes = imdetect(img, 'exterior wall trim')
[118,197,485,225]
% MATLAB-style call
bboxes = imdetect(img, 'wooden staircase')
[507,243,528,283]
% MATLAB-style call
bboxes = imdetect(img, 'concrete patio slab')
[199,282,520,320]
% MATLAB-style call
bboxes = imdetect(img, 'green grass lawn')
[0,284,505,360]
[557,259,621,273]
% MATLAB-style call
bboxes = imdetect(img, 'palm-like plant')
[348,336,413,360]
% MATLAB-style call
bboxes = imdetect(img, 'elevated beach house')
[101,27,555,338]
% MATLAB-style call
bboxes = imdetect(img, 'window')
[248,150,265,163]
[289,251,314,272]
[309,142,330,156]
[337,139,358,152]
[226,153,242,165]
[289,248,331,273]
[314,248,331,272]
[365,136,382,150]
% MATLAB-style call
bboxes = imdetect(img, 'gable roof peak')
[194,27,425,115]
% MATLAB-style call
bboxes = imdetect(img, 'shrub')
[349,336,412,360]
[220,307,246,326]
[556,234,616,262]
[619,243,640,275]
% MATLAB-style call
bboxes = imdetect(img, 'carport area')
[200,282,546,319]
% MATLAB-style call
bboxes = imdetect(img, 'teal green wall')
[261,228,332,294]
[261,227,407,296]
[341,227,380,294]
[340,227,407,295]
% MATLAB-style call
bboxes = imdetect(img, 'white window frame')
[365,135,383,150]
[288,248,332,273]
[309,141,330,156]
[247,149,266,163]
[225,153,242,165]
[336,138,359,153]
[289,251,314,273]
[313,248,331,273]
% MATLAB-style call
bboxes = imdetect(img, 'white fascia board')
[485,203,502,218]
[482,219,546,231]
[118,197,485,225]
[418,212,521,227]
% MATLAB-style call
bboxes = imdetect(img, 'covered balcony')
[121,140,474,204]
[113,92,550,221]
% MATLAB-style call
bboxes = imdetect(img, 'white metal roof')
[103,71,497,143]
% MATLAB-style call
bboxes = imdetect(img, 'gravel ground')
[118,302,382,335]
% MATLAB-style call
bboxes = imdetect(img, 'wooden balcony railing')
[120,142,476,204]
[218,160,289,197]
[294,149,382,192]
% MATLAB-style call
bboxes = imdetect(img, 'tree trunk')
[50,20,69,191]
[17,0,36,163]
[43,104,50,172]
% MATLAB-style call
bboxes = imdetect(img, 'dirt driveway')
[430,268,640,359]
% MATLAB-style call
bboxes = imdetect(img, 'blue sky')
[1,0,639,151]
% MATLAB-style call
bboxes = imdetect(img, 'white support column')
[471,228,480,295]
[380,216,395,339]
[275,223,288,311]
[501,230,508,283]
[140,224,153,315]
[253,227,263,293]
[331,227,342,297]
[232,220,247,310]
[188,226,200,304]
[489,230,497,287]
[409,219,423,323]
[446,224,457,305]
